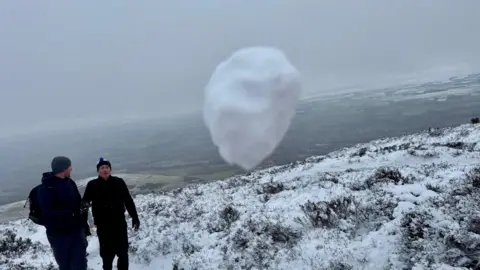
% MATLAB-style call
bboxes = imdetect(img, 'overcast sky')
[1,0,479,136]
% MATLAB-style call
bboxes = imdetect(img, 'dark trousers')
[47,229,87,270]
[97,224,129,270]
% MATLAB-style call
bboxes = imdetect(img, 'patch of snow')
[391,87,476,102]
[203,46,302,170]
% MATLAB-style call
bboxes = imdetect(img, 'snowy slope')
[2,124,480,269]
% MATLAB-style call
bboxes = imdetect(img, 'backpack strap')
[24,184,42,209]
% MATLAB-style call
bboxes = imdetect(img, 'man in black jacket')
[38,156,88,270]
[83,158,140,270]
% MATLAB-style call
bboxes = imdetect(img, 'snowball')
[203,46,302,170]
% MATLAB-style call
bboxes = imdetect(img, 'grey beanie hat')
[51,156,72,174]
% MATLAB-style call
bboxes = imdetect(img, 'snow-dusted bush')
[368,167,410,187]
[294,196,358,230]
[428,127,444,137]
[206,205,241,233]
[466,166,480,188]
[0,229,50,269]
[258,182,285,195]
[0,230,45,259]
[424,182,443,193]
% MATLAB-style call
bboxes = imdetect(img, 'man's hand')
[132,218,140,231]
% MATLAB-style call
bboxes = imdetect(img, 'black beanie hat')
[96,157,112,172]
[51,156,72,174]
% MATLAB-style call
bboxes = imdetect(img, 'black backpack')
[24,184,45,226]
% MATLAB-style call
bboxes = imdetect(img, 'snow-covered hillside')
[3,124,480,270]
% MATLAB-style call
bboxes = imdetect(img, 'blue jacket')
[38,172,83,235]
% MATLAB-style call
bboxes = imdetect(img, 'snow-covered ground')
[305,73,480,105]
[2,123,480,269]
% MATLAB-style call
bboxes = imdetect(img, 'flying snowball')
[203,46,302,170]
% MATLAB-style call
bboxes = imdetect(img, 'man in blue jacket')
[38,156,88,270]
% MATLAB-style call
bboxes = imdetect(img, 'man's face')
[64,166,72,178]
[98,165,111,179]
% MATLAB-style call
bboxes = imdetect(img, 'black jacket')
[82,176,139,228]
[38,172,84,235]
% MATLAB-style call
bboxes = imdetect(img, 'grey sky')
[1,0,479,136]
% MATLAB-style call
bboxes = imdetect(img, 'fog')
[1,0,480,136]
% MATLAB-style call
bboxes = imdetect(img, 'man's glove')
[79,201,90,215]
[132,218,140,231]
